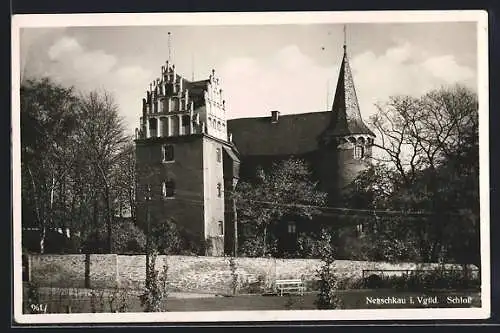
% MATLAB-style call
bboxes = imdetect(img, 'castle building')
[135,43,374,256]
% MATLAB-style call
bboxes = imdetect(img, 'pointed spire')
[321,30,375,139]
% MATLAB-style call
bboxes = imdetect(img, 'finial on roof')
[191,53,195,81]
[343,25,347,53]
[168,32,172,63]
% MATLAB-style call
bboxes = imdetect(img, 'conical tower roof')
[322,45,375,138]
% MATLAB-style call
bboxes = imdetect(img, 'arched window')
[354,146,364,159]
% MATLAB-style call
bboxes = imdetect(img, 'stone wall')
[29,254,478,293]
[30,254,118,288]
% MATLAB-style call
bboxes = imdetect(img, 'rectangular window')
[162,180,175,198]
[356,223,364,235]
[218,221,224,236]
[287,221,296,234]
[149,118,158,137]
[216,148,222,163]
[163,144,174,162]
[217,183,222,197]
[182,115,190,126]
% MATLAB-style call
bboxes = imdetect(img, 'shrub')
[140,251,169,312]
[359,267,480,291]
[82,219,146,254]
[315,229,343,309]
[109,286,131,313]
[25,281,42,313]
[228,257,238,295]
[90,289,106,313]
[151,219,183,255]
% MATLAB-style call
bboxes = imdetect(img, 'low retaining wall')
[28,254,478,293]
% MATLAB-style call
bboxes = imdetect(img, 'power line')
[135,184,463,217]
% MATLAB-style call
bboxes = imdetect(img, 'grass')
[24,286,481,313]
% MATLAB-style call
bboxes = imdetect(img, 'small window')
[163,144,174,162]
[217,121,221,131]
[217,183,222,197]
[287,221,296,234]
[354,146,364,159]
[217,221,224,236]
[149,118,158,137]
[182,115,190,126]
[216,148,222,163]
[162,180,175,198]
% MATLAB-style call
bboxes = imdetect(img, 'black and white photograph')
[12,11,490,323]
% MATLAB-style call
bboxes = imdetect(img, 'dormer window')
[354,146,364,159]
[163,144,174,162]
[271,110,280,123]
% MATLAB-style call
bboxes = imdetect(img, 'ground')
[24,287,481,313]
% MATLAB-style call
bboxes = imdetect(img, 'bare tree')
[364,85,479,263]
[76,90,129,253]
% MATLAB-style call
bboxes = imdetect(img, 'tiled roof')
[227,47,375,157]
[227,112,331,156]
[322,48,375,138]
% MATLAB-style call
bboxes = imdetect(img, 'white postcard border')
[11,10,490,324]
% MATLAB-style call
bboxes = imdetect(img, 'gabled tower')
[318,35,375,203]
[134,56,240,256]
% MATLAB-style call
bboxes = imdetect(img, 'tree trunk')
[27,166,44,254]
[39,226,46,254]
[104,184,113,253]
[263,225,268,256]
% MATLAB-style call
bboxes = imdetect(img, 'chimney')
[271,110,280,123]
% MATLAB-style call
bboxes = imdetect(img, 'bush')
[359,268,480,291]
[315,229,343,309]
[151,219,183,255]
[24,281,42,313]
[82,218,146,254]
[140,251,169,312]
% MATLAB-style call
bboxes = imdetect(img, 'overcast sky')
[20,22,477,136]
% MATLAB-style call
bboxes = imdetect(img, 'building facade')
[135,44,374,256]
[134,62,240,256]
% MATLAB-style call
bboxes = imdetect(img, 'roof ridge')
[228,111,331,121]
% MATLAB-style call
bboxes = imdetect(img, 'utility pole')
[145,184,152,289]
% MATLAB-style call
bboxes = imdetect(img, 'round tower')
[317,42,375,204]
